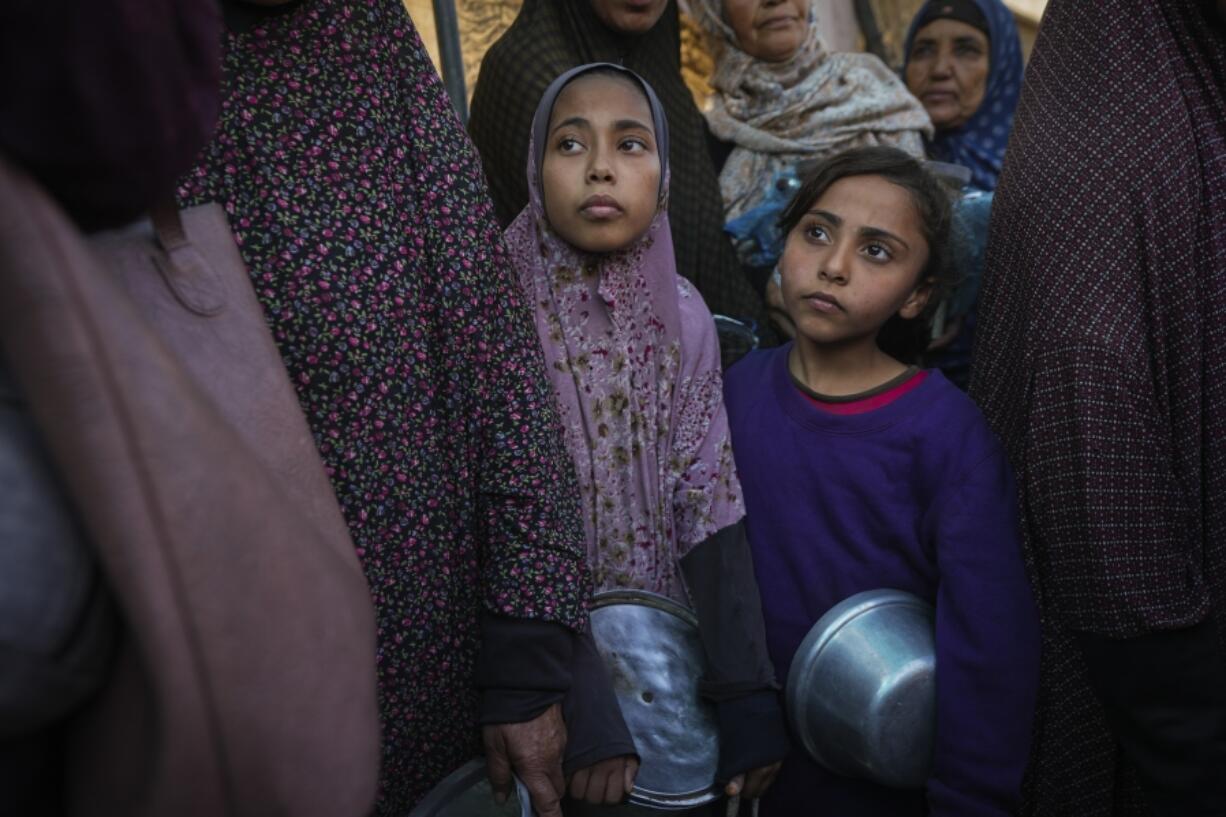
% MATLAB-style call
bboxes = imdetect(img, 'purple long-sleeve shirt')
[724,346,1039,817]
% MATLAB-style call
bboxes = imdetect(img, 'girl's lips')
[581,195,623,220]
[804,293,842,313]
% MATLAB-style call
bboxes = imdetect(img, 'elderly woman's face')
[589,0,670,34]
[723,0,809,63]
[905,19,990,131]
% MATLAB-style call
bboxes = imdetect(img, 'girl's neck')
[788,334,910,397]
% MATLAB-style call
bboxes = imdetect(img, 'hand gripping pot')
[785,589,936,789]
[588,589,721,812]
[410,590,718,817]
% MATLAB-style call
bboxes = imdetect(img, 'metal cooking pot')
[406,758,531,817]
[587,589,720,812]
[785,589,936,789]
[410,590,718,817]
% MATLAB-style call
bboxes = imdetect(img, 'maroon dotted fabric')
[970,1,1226,813]
[179,0,591,811]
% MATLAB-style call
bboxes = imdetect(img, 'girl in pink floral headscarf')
[505,62,789,802]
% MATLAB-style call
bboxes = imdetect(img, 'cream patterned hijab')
[688,0,932,220]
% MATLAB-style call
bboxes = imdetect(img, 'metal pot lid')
[785,588,936,789]
[407,758,531,817]
[590,589,720,810]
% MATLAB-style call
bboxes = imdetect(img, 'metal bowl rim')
[785,588,934,757]
[628,786,721,809]
[590,588,698,628]
[407,758,531,817]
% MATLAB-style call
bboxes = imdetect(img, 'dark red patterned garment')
[969,1,1226,814]
[179,0,590,812]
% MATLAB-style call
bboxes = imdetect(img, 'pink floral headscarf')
[505,63,745,602]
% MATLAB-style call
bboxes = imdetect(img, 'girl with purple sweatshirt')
[724,147,1039,816]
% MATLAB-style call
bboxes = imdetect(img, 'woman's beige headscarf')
[687,0,932,220]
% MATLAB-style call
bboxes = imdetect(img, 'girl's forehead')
[813,176,926,235]
[549,73,655,126]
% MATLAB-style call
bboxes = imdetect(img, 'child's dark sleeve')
[476,614,639,776]
[924,443,1040,817]
[681,521,791,783]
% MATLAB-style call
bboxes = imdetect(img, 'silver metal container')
[588,589,720,812]
[407,759,531,817]
[410,590,718,817]
[785,589,936,789]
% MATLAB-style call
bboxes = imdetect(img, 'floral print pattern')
[504,65,745,604]
[178,0,590,812]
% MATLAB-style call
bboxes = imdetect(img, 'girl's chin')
[558,222,648,255]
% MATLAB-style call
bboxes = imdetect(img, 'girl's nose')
[818,243,852,284]
[587,151,614,183]
[818,266,848,284]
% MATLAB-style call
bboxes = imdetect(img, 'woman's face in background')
[589,0,670,34]
[723,0,808,63]
[905,18,990,131]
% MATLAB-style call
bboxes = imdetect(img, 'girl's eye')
[620,137,649,154]
[557,137,583,154]
[805,224,830,243]
[864,243,893,262]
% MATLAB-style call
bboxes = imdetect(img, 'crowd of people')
[1,1,1224,817]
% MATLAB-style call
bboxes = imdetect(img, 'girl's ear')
[897,276,935,320]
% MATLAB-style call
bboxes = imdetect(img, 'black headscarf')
[911,0,990,38]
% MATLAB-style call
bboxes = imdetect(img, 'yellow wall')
[404,0,442,70]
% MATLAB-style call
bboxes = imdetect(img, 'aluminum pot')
[410,590,718,817]
[785,589,936,788]
[588,589,721,812]
[406,758,531,817]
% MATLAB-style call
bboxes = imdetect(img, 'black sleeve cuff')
[480,688,567,725]
[680,523,779,693]
[477,614,574,725]
[714,690,791,783]
[561,629,638,775]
